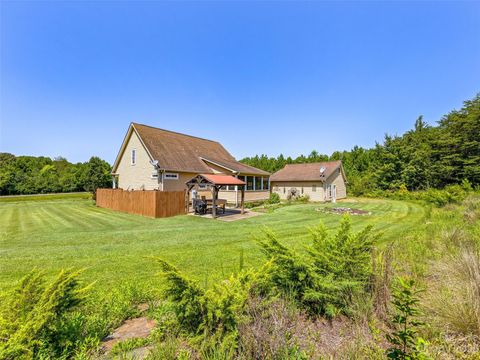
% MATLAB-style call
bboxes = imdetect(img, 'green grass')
[0,197,425,293]
[0,192,91,202]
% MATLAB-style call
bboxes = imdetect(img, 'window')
[220,185,227,190]
[312,184,316,192]
[283,187,286,194]
[254,177,262,191]
[227,185,236,191]
[263,177,270,190]
[131,149,136,165]
[198,184,207,190]
[164,173,179,180]
[301,187,304,194]
[246,176,254,191]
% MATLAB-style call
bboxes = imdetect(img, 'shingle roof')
[269,161,343,182]
[197,174,246,186]
[130,123,269,175]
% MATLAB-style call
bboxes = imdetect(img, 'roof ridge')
[285,160,341,166]
[132,122,221,144]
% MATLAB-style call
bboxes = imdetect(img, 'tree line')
[241,94,480,195]
[0,154,111,196]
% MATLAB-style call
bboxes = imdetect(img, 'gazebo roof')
[186,174,246,186]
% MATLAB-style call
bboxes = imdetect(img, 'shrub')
[0,269,88,359]
[386,277,427,360]
[155,259,257,351]
[267,192,280,204]
[256,215,377,317]
[296,194,310,203]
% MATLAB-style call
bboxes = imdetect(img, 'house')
[270,161,347,202]
[111,123,270,204]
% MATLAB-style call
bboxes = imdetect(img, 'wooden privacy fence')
[96,189,186,218]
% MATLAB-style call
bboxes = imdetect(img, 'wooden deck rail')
[96,189,186,218]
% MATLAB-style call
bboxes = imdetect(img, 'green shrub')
[365,183,475,207]
[244,200,265,209]
[267,192,280,204]
[256,215,377,317]
[155,259,257,350]
[386,277,428,360]
[296,194,310,203]
[0,269,88,359]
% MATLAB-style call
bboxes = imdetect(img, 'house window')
[220,185,227,190]
[312,184,316,192]
[198,184,207,190]
[301,187,304,194]
[263,177,269,190]
[131,149,136,165]
[254,177,262,191]
[227,185,236,191]
[283,187,286,194]
[245,176,254,191]
[164,173,179,180]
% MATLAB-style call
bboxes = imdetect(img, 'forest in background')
[0,155,111,196]
[241,94,479,195]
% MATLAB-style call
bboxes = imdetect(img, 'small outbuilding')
[269,161,347,202]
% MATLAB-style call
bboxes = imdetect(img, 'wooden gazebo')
[185,174,246,218]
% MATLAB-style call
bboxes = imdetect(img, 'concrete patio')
[188,208,263,222]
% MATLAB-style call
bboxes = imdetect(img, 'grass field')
[0,195,426,293]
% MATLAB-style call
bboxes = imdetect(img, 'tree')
[80,157,112,198]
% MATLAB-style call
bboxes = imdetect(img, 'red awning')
[199,174,246,186]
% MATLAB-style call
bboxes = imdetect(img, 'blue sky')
[1,1,479,164]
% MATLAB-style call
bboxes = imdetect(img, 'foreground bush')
[0,269,88,359]
[257,215,377,317]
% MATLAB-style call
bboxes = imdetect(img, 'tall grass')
[428,246,480,337]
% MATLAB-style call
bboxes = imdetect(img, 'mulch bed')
[316,207,371,216]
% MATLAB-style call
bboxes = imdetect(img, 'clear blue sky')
[1,1,479,164]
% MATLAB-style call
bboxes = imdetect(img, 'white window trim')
[131,149,136,165]
[163,173,179,180]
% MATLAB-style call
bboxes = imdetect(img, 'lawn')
[0,195,426,293]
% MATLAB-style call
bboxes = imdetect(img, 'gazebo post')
[241,185,245,214]
[211,185,217,218]
[186,184,195,213]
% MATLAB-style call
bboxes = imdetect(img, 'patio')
[187,207,263,222]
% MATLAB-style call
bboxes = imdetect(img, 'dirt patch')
[317,207,371,216]
[101,317,157,352]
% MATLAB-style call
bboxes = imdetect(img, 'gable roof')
[112,123,269,176]
[269,161,345,182]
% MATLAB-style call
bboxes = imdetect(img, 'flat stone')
[102,317,156,352]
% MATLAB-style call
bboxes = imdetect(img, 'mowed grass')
[0,195,425,293]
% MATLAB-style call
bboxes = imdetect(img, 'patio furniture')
[205,198,227,214]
